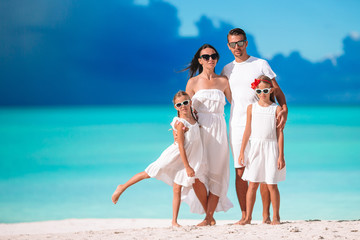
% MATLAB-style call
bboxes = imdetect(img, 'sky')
[0,0,359,106]
[159,0,360,62]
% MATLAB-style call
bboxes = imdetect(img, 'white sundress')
[190,89,233,213]
[242,102,286,184]
[145,117,207,213]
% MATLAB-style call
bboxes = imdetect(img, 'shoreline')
[1,218,359,240]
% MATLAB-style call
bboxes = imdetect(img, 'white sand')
[0,218,359,240]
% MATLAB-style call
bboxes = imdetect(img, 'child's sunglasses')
[200,53,218,61]
[255,88,271,94]
[175,100,190,108]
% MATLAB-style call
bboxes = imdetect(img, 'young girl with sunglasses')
[111,91,208,227]
[238,75,286,225]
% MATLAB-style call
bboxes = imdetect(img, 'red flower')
[251,79,261,89]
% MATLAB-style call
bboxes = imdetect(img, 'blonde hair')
[173,90,190,103]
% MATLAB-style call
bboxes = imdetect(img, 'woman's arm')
[185,77,196,98]
[276,106,285,170]
[176,122,195,177]
[238,104,252,166]
[223,77,232,103]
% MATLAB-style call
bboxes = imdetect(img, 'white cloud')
[349,31,360,41]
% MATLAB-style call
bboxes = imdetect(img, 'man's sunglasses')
[175,100,190,108]
[255,88,272,94]
[228,40,247,48]
[200,53,218,61]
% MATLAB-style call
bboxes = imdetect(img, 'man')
[221,28,288,224]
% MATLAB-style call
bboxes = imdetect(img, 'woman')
[184,44,233,226]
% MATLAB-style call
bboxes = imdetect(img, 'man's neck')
[235,54,250,63]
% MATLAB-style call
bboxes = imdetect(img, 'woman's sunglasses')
[200,53,218,61]
[255,88,272,94]
[175,100,190,108]
[228,40,247,48]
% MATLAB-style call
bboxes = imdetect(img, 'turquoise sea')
[0,105,359,223]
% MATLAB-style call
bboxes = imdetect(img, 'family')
[111,28,288,227]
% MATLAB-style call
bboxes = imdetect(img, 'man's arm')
[271,78,288,129]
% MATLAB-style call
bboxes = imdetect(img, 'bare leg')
[267,184,281,225]
[208,192,219,226]
[260,183,271,224]
[240,182,259,225]
[197,192,219,226]
[111,171,150,204]
[206,192,219,226]
[172,183,182,227]
[234,167,248,224]
[192,179,208,212]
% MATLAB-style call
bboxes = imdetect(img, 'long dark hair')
[182,44,220,78]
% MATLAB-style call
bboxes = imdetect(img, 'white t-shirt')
[221,56,276,130]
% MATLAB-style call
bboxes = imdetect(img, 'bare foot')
[210,218,216,226]
[239,219,251,225]
[271,219,281,225]
[263,217,271,224]
[196,219,209,227]
[112,185,125,204]
[172,221,181,227]
[233,217,246,225]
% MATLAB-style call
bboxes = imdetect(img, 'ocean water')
[0,105,359,223]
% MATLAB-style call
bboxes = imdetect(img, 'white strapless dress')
[190,89,233,213]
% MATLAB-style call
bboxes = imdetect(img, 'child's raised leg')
[240,182,259,225]
[267,184,281,225]
[260,183,271,224]
[172,183,182,227]
[111,171,150,204]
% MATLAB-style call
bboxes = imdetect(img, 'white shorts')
[229,125,245,168]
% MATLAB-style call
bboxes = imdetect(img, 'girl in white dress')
[184,44,233,226]
[238,75,286,225]
[111,91,208,227]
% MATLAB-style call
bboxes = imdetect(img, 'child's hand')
[238,153,245,166]
[277,156,285,170]
[186,166,195,177]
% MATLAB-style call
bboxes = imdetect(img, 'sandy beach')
[0,218,359,240]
